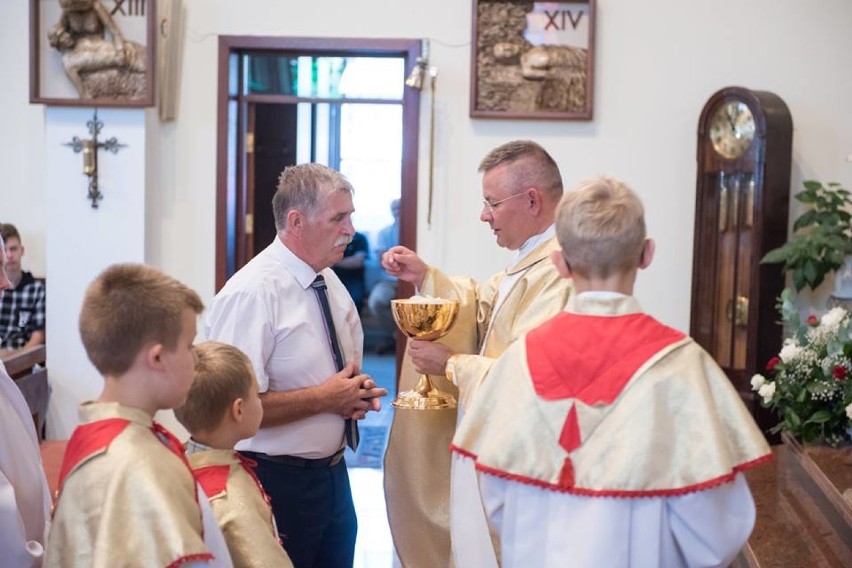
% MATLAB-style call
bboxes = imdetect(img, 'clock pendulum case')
[690,86,793,435]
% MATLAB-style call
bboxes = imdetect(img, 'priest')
[382,140,573,567]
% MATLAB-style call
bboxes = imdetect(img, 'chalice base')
[391,374,457,410]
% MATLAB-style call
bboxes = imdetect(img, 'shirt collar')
[185,437,214,455]
[577,290,627,300]
[272,236,324,289]
[566,292,643,316]
[511,225,556,268]
[78,401,154,427]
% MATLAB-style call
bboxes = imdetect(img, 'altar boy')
[45,264,232,567]
[452,177,772,567]
[175,341,294,568]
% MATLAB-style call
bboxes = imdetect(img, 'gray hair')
[272,164,354,230]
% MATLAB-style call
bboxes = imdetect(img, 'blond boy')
[175,341,294,568]
[45,264,231,567]
[452,178,771,567]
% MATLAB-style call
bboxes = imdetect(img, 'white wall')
[44,108,147,438]
[2,0,851,436]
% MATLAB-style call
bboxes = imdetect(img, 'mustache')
[334,236,352,247]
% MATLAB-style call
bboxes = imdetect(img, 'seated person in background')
[45,264,231,567]
[332,231,369,312]
[0,224,46,349]
[175,341,294,568]
[452,177,772,567]
[367,199,400,353]
[0,234,51,567]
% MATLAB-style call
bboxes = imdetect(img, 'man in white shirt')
[0,234,51,567]
[205,163,387,568]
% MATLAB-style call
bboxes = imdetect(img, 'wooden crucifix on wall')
[64,110,126,208]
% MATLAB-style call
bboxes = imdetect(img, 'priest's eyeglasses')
[482,191,527,214]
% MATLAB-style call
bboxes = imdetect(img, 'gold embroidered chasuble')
[188,450,293,568]
[452,295,771,495]
[45,403,213,568]
[384,237,572,568]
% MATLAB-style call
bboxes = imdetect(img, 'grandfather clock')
[690,87,793,433]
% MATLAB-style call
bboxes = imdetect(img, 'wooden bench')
[1,345,48,438]
[733,433,852,566]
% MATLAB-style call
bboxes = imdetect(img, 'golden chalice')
[391,298,460,410]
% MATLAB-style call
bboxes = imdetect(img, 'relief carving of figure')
[48,0,147,101]
[475,2,589,114]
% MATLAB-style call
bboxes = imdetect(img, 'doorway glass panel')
[245,55,405,100]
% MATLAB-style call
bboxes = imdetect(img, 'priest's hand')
[382,246,428,289]
[409,340,453,376]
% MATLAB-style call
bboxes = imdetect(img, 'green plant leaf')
[786,409,802,429]
[793,210,818,231]
[805,409,832,424]
[802,422,821,443]
[772,180,851,292]
[760,246,793,265]
[793,270,807,292]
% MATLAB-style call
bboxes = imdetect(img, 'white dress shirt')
[0,362,51,567]
[205,237,363,459]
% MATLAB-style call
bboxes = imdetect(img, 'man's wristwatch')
[445,354,461,385]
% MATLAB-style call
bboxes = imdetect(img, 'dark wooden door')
[249,102,298,256]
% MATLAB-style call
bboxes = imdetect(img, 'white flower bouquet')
[751,290,852,446]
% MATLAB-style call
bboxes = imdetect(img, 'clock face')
[708,101,756,159]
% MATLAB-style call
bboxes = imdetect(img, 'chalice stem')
[414,374,436,397]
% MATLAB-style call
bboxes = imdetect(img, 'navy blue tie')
[312,275,359,451]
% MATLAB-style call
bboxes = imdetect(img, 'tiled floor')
[351,468,396,568]
[350,352,398,568]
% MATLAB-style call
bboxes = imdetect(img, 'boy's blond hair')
[556,177,646,278]
[174,341,256,434]
[79,264,204,376]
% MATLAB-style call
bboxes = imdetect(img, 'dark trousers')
[241,451,357,568]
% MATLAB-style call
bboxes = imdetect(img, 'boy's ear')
[639,238,655,270]
[230,398,244,422]
[146,343,166,371]
[550,249,572,279]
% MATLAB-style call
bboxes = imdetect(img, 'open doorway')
[214,37,421,289]
[215,37,422,566]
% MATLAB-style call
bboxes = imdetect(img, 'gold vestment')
[453,295,771,494]
[188,450,293,568]
[45,403,213,568]
[384,237,572,567]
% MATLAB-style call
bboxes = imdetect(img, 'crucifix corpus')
[64,110,126,208]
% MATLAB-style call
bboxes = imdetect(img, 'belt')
[247,449,345,469]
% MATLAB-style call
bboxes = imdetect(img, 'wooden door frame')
[215,36,423,291]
